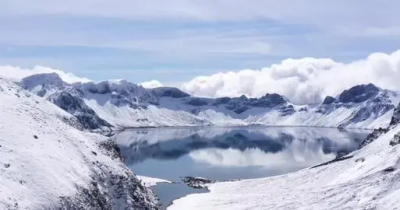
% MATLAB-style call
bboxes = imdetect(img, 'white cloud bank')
[139,80,164,89]
[2,50,400,105]
[181,50,400,104]
[0,66,90,84]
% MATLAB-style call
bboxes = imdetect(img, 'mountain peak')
[22,73,64,89]
[263,93,288,102]
[21,73,66,97]
[151,87,191,98]
[322,96,336,105]
[338,83,380,103]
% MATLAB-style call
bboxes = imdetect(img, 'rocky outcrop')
[322,96,336,105]
[59,140,159,210]
[338,84,380,103]
[389,103,400,127]
[151,87,190,98]
[359,102,400,148]
[358,127,388,149]
[48,90,113,131]
[389,133,400,146]
[182,176,215,189]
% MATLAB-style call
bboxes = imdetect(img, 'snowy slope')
[21,73,400,129]
[0,77,158,209]
[168,104,400,210]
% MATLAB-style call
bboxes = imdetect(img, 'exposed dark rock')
[58,140,159,210]
[299,107,308,112]
[151,87,190,98]
[218,93,289,114]
[348,104,394,124]
[322,96,336,105]
[389,103,400,127]
[21,73,65,93]
[33,135,38,139]
[214,97,231,105]
[239,95,247,100]
[58,164,159,210]
[383,167,396,172]
[338,84,379,103]
[259,93,287,105]
[48,91,113,130]
[233,106,250,114]
[389,132,400,146]
[311,155,354,168]
[187,98,209,106]
[99,140,122,160]
[279,105,295,116]
[359,127,388,149]
[182,176,215,189]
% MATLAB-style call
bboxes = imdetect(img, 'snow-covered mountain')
[169,99,400,210]
[21,73,400,130]
[0,77,159,209]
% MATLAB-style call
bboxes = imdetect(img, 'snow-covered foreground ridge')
[21,73,400,130]
[169,105,400,210]
[0,77,158,209]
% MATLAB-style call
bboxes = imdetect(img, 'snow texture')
[0,77,158,209]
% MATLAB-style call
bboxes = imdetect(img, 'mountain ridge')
[21,73,400,130]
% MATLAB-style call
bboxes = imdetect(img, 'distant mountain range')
[21,73,400,131]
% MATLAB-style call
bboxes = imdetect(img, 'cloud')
[181,50,400,104]
[189,146,334,168]
[139,80,164,89]
[0,65,91,83]
[1,0,399,28]
[2,50,400,105]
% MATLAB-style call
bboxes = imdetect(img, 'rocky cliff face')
[390,102,400,127]
[359,101,400,149]
[48,89,113,131]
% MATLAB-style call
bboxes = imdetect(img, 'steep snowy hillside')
[169,103,400,210]
[0,77,158,209]
[21,73,400,129]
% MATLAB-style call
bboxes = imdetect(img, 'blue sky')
[1,0,400,84]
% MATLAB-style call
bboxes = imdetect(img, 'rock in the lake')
[182,176,215,189]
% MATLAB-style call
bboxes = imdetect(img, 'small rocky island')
[181,176,215,189]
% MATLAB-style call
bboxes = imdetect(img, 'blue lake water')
[115,126,369,209]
